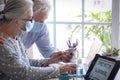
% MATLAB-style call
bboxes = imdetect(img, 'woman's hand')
[59,64,76,73]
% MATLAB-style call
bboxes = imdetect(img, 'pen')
[72,43,76,48]
[68,40,71,48]
[76,39,78,46]
[66,40,78,48]
[66,41,71,48]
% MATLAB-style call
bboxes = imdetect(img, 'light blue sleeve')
[35,24,58,58]
[20,22,45,49]
[20,22,58,58]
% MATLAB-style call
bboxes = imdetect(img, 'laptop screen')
[89,57,115,80]
[84,54,120,80]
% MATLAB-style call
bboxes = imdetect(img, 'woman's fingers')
[59,64,76,73]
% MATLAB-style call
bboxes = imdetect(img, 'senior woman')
[0,0,76,80]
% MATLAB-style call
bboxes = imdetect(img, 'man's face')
[33,11,49,23]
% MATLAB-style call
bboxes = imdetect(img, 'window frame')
[46,0,119,57]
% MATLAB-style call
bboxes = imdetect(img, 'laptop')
[84,54,120,80]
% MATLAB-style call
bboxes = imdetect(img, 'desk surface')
[49,78,83,80]
[49,77,84,80]
[49,74,84,80]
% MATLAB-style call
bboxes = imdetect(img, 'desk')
[49,56,120,80]
[49,71,120,80]
[49,77,84,80]
[48,62,88,80]
[49,74,84,80]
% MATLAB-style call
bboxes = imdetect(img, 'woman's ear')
[9,19,18,27]
[13,19,19,27]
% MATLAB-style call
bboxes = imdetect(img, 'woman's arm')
[0,41,76,80]
[0,43,59,80]
[29,58,50,67]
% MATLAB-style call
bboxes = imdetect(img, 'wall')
[111,0,119,49]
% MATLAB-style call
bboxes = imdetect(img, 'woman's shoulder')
[0,34,18,53]
[0,32,16,45]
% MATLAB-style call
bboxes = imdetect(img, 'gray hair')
[33,0,51,13]
[0,0,33,24]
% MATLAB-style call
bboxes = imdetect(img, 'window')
[33,0,120,58]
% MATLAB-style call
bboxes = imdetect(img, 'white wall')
[115,69,120,80]
[111,1,120,79]
[111,0,119,49]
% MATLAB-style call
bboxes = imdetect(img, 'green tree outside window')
[70,10,119,56]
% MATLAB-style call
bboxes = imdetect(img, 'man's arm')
[35,24,58,58]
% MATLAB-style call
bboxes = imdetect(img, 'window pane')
[47,24,55,46]
[84,0,112,22]
[56,24,82,53]
[56,0,82,22]
[46,0,54,22]
[84,25,111,57]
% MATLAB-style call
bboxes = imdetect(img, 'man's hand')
[0,36,6,46]
[49,48,75,64]
[47,51,63,65]
[60,48,75,62]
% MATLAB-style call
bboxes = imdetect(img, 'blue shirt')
[20,22,58,58]
[0,32,59,80]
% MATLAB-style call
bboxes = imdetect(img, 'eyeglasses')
[21,17,34,23]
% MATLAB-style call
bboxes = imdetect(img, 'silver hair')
[0,0,5,11]
[0,4,5,11]
[2,0,33,21]
[33,0,51,13]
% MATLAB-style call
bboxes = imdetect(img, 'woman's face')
[18,8,33,31]
[7,8,33,37]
